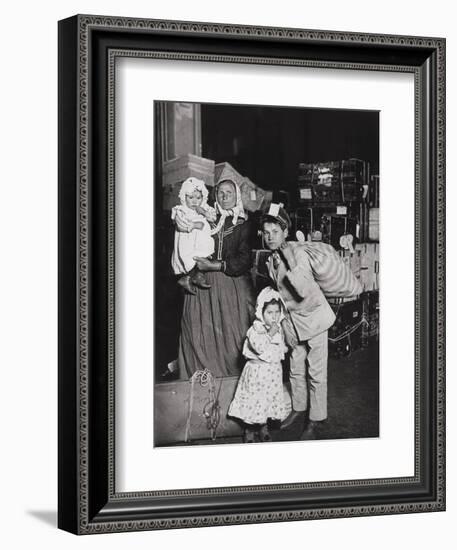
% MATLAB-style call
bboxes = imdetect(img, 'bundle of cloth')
[297,241,362,298]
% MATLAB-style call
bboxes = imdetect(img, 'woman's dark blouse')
[178,214,255,378]
[212,217,253,277]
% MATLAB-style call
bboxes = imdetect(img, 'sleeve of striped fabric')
[285,246,313,299]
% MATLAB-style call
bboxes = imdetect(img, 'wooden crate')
[162,154,215,211]
[355,242,380,292]
[368,207,379,242]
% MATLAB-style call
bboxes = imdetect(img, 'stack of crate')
[355,242,379,292]
[293,158,380,353]
[297,159,368,205]
[295,158,370,248]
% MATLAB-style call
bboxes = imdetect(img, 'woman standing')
[177,179,255,378]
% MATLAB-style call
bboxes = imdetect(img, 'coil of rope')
[328,313,370,343]
[184,369,222,443]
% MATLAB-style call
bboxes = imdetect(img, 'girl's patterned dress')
[228,320,288,424]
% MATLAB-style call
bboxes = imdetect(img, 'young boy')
[260,204,336,439]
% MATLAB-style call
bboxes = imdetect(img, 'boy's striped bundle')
[300,242,362,298]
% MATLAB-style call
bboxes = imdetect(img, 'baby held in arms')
[171,177,217,295]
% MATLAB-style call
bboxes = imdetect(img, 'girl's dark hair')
[262,298,282,314]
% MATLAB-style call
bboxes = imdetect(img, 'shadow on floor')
[26,510,57,528]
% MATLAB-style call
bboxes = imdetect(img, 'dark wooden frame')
[58,14,445,534]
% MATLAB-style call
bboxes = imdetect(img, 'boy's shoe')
[280,410,305,430]
[177,275,197,295]
[299,420,325,441]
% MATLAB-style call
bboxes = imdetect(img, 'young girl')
[228,287,289,442]
[171,177,217,294]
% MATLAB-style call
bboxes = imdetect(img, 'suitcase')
[329,297,365,357]
[154,375,292,445]
[362,290,380,344]
[251,249,272,291]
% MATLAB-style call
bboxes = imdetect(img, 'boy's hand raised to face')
[279,242,297,269]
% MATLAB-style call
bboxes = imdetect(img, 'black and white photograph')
[0,0,451,543]
[154,101,380,446]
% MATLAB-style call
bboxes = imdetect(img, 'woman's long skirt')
[178,271,255,378]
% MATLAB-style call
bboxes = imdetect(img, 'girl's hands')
[267,322,280,337]
[193,221,204,230]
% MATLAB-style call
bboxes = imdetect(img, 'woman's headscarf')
[211,179,247,235]
[215,179,246,225]
[255,286,285,325]
[178,177,209,209]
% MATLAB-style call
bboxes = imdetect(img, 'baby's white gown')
[171,205,215,275]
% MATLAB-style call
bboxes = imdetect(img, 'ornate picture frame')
[58,14,445,534]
